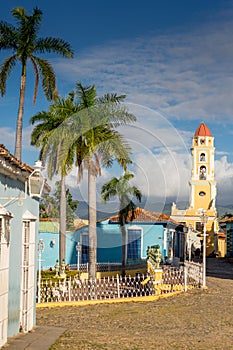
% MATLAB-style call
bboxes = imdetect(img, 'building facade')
[219,217,233,258]
[171,123,220,256]
[38,209,186,270]
[0,145,43,348]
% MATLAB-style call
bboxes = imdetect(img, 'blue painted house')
[0,145,45,347]
[219,217,232,258]
[38,208,185,270]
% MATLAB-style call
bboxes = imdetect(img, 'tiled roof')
[0,144,33,172]
[220,216,233,223]
[218,232,226,238]
[109,207,179,224]
[194,123,212,137]
[0,144,50,192]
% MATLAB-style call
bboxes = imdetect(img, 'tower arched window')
[199,166,206,180]
[200,153,205,162]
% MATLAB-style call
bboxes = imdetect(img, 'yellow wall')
[171,125,222,256]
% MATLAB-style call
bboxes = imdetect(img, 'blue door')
[127,229,141,260]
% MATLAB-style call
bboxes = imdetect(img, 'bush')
[39,269,81,281]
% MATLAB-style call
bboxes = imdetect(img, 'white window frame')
[127,225,143,261]
[20,211,36,333]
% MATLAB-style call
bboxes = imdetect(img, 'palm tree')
[41,82,136,280]
[0,7,73,160]
[101,172,142,276]
[31,92,78,267]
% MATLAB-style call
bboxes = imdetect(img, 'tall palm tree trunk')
[121,217,127,277]
[88,166,97,280]
[59,174,66,267]
[15,68,26,160]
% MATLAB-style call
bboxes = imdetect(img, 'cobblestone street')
[35,258,233,350]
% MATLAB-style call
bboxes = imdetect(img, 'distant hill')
[75,201,118,221]
[75,200,233,220]
[216,205,233,218]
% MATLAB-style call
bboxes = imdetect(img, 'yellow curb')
[36,291,183,309]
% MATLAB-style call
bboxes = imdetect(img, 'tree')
[31,92,78,266]
[101,172,142,276]
[0,7,73,160]
[41,82,136,280]
[53,180,78,230]
[40,180,78,230]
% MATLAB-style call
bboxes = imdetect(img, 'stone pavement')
[206,257,233,279]
[3,258,233,350]
[2,326,66,350]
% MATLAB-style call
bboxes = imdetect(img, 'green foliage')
[39,82,136,181]
[0,6,73,159]
[39,180,78,230]
[147,245,162,267]
[39,193,59,218]
[101,171,142,226]
[40,269,81,281]
[0,6,73,100]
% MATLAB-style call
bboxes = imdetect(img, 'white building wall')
[0,235,10,347]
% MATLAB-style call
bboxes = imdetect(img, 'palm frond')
[35,37,74,57]
[76,82,97,108]
[97,93,126,104]
[0,55,17,96]
[101,170,142,226]
[0,22,17,50]
[33,56,56,100]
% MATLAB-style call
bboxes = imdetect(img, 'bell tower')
[171,122,218,256]
[189,123,217,212]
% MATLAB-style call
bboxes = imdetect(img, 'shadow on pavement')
[206,257,233,280]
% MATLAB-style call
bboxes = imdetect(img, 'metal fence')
[37,262,203,303]
[38,274,154,303]
[42,261,147,273]
[184,260,203,288]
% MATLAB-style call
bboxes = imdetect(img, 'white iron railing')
[38,274,154,303]
[184,260,203,288]
[37,262,203,303]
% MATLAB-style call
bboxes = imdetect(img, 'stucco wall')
[0,174,39,338]
[38,220,169,268]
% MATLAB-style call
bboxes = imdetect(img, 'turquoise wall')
[226,222,233,257]
[38,220,169,268]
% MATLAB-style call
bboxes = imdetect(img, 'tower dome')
[194,123,212,137]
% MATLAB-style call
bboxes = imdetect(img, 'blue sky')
[1,0,233,208]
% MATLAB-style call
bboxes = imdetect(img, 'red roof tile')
[109,207,178,224]
[0,144,33,172]
[194,123,212,137]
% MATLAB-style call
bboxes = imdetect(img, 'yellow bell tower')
[171,122,218,256]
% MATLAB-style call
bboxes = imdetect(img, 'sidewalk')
[2,326,66,350]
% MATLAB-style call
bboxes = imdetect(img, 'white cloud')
[0,127,15,150]
[21,8,233,206]
[215,156,233,204]
[53,13,233,125]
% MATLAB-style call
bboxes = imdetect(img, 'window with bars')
[0,218,10,248]
[23,222,30,266]
[127,229,142,260]
[4,219,10,245]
